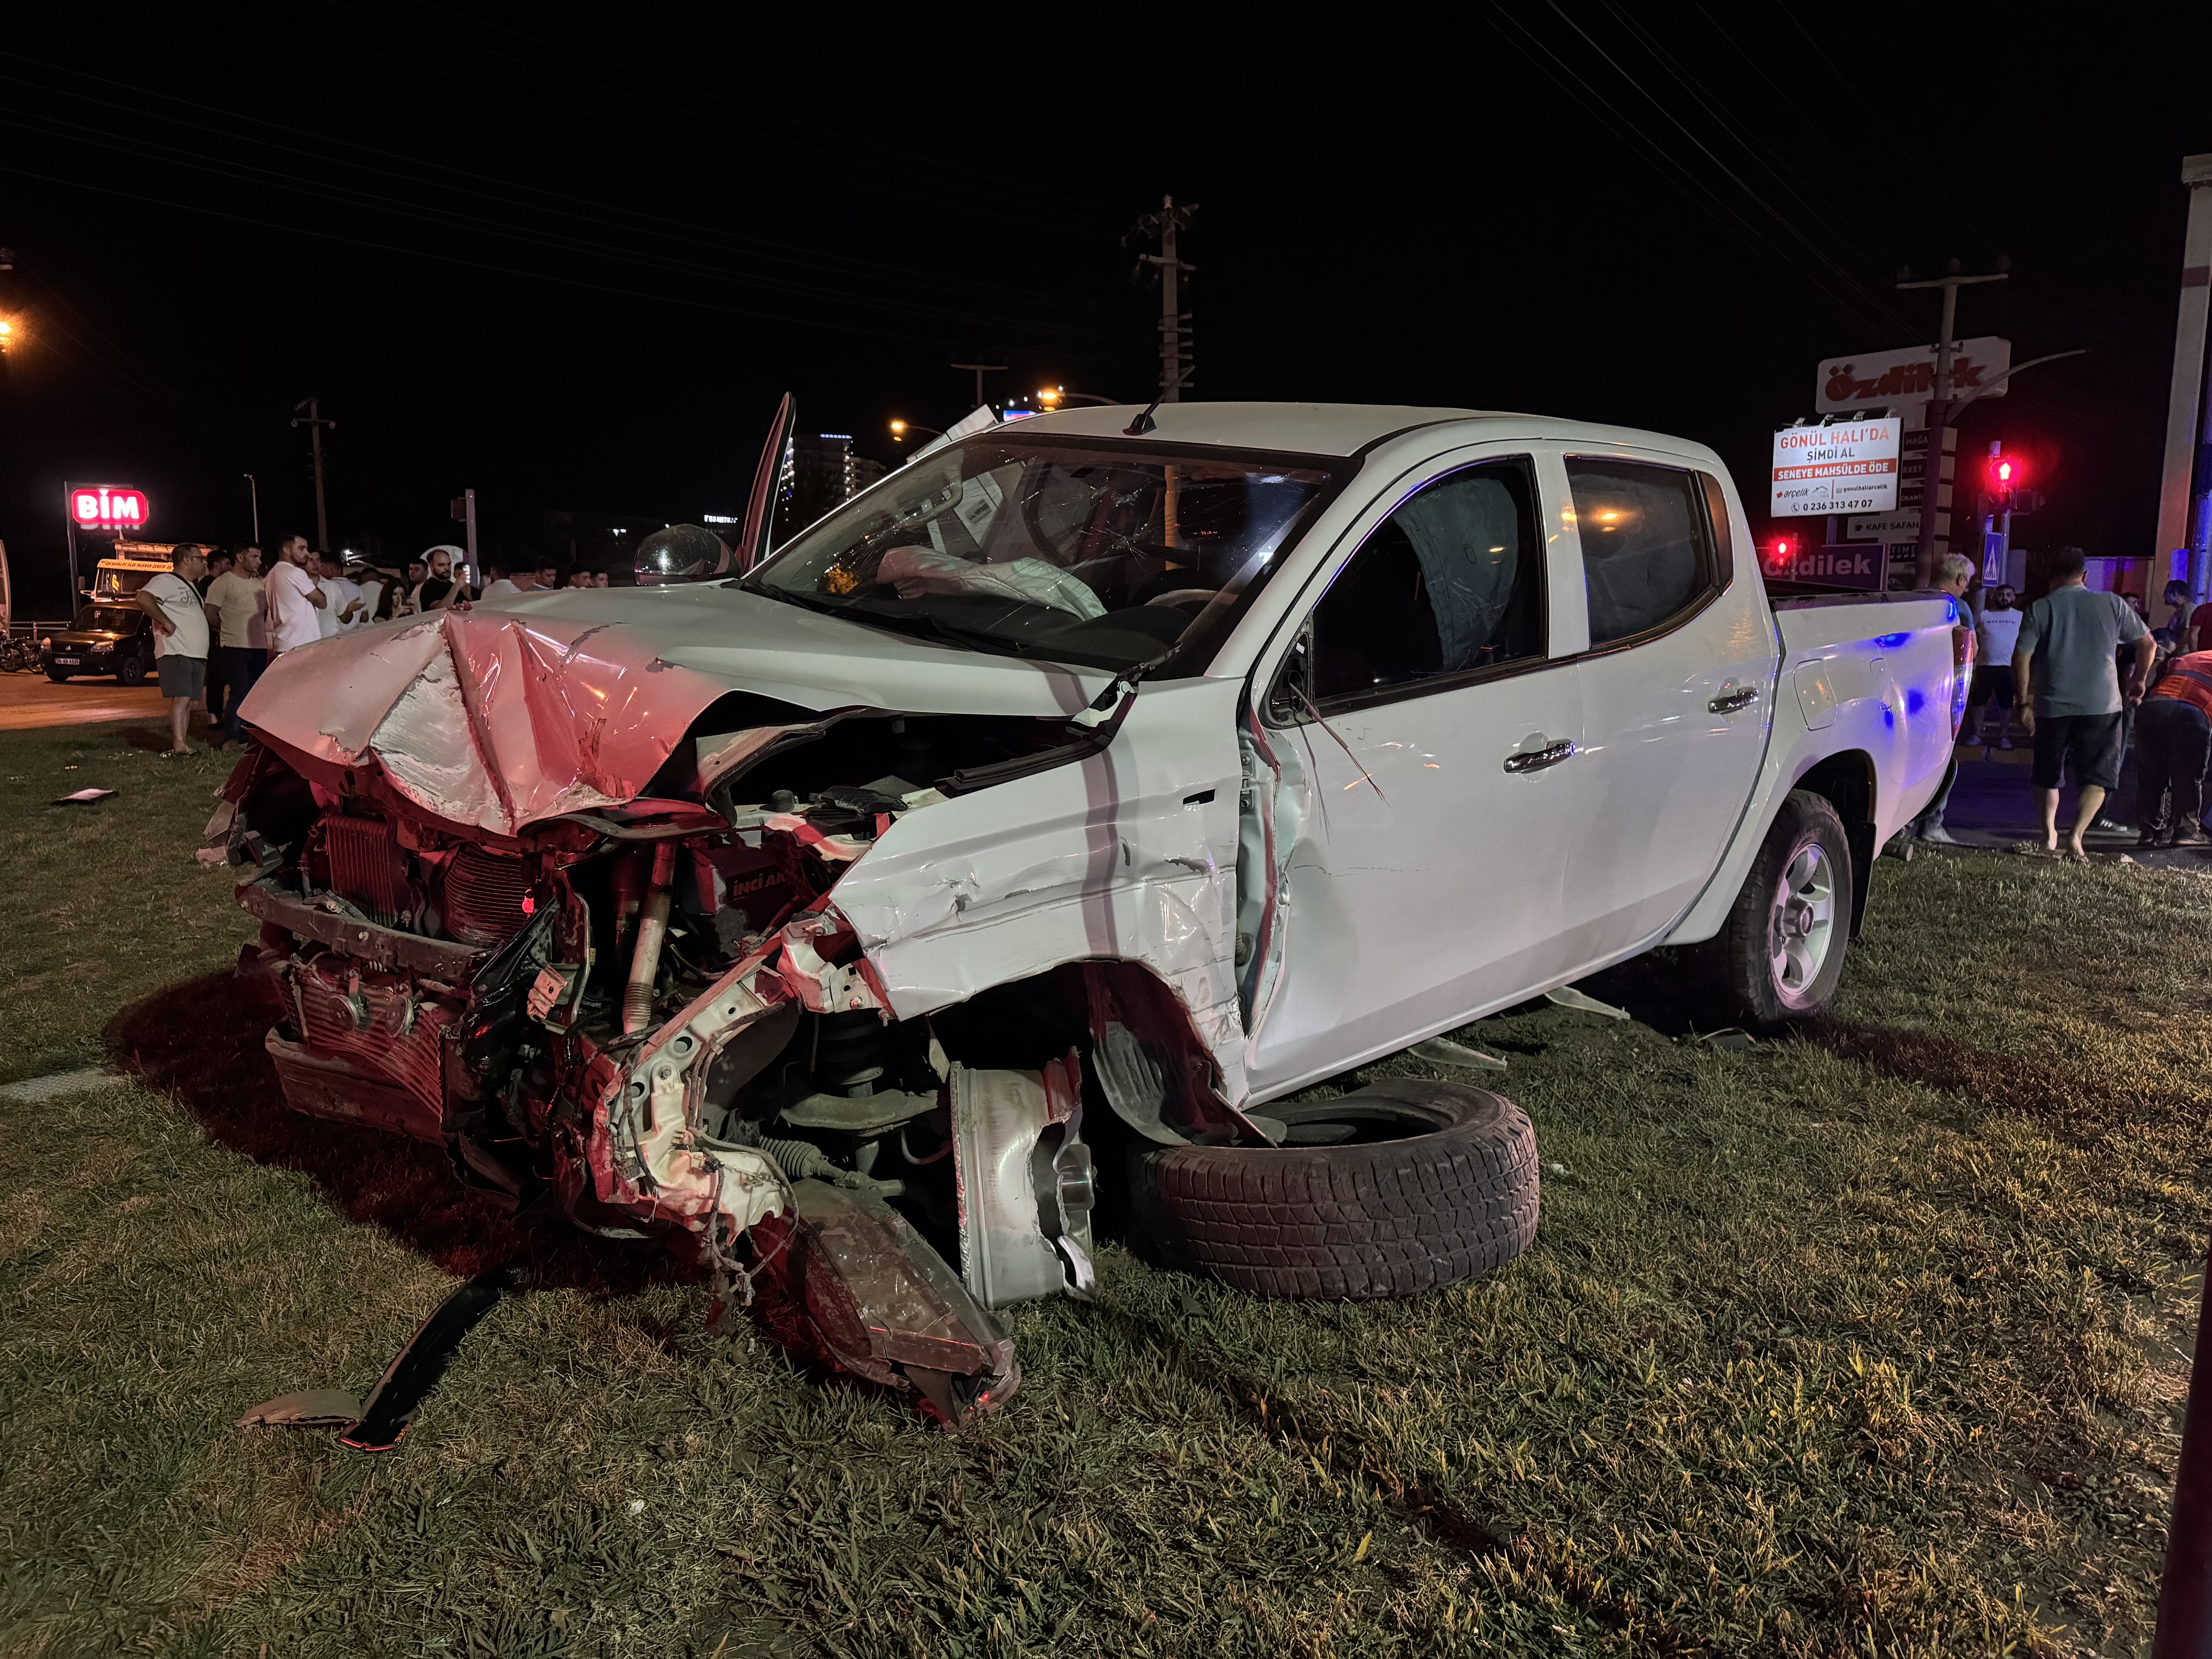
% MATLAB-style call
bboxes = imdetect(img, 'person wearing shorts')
[136,546,210,757]
[2015,548,2156,857]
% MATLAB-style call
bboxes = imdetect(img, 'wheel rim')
[1768,843,1836,1000]
[1261,1094,1456,1149]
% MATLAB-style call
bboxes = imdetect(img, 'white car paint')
[241,402,1960,1154]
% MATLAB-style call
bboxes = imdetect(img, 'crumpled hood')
[239,587,1110,837]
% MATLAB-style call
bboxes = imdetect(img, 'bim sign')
[69,485,150,530]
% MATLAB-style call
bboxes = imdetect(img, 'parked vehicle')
[217,402,1965,1419]
[42,602,158,684]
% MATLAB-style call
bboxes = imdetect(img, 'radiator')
[445,846,534,946]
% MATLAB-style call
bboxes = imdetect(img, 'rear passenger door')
[1553,454,1777,963]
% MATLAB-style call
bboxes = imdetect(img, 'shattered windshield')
[748,436,1343,672]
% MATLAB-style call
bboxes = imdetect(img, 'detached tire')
[1127,1079,1538,1300]
[1703,788,1854,1027]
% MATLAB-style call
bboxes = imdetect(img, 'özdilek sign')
[1771,418,1901,518]
[69,484,150,530]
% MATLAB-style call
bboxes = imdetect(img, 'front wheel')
[115,651,149,687]
[45,668,72,684]
[1702,789,1853,1027]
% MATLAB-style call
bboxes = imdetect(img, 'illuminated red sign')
[69,484,150,530]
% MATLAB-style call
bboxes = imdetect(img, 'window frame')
[1561,455,1733,658]
[1264,454,1554,725]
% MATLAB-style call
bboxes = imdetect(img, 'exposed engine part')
[816,1007,886,1095]
[608,848,644,954]
[269,956,460,1140]
[445,846,534,946]
[755,1135,904,1199]
[623,842,677,1034]
[321,812,411,924]
[951,1059,1096,1307]
[780,1088,938,1136]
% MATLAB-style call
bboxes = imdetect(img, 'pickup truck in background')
[220,402,1966,1420]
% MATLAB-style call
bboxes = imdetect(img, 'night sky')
[0,9,2206,618]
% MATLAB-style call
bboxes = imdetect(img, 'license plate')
[54,658,79,666]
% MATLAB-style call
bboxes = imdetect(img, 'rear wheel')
[1126,1079,1539,1300]
[1703,789,1853,1027]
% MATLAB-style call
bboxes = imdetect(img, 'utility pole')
[948,359,1006,411]
[291,396,337,553]
[242,474,259,545]
[2155,155,2212,601]
[1898,260,2008,586]
[1127,197,1197,402]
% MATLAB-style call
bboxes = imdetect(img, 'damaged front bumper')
[224,604,1249,1419]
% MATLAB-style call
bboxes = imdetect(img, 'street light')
[889,419,944,443]
[1035,386,1116,408]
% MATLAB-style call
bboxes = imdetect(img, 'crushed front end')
[218,617,1136,1422]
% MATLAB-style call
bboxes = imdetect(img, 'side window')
[1566,459,1720,647]
[1302,459,1544,706]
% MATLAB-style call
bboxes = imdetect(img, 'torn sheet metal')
[830,676,1253,1104]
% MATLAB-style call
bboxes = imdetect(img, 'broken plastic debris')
[237,1388,363,1430]
[1546,1161,1572,1177]
[1545,986,1629,1020]
[1411,1037,1508,1072]
[337,1271,510,1454]
[52,787,115,806]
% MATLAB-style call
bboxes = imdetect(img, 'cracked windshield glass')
[750,438,1340,670]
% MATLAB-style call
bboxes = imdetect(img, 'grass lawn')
[1,716,2205,1657]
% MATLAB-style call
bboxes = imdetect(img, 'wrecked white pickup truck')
[220,401,1967,1420]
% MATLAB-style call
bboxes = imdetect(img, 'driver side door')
[1243,453,1593,1096]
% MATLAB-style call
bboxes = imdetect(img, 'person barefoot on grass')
[2015,547,2156,858]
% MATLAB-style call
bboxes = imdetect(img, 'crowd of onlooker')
[131,537,615,757]
[1901,548,2212,860]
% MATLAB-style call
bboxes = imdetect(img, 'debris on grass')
[1544,984,1630,1020]
[52,787,115,806]
[1411,1037,1509,1071]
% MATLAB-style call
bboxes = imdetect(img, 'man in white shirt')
[136,546,210,757]
[264,534,327,657]
[478,561,538,601]
[1973,584,2025,748]
[314,552,366,637]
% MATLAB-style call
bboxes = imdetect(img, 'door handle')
[1707,687,1760,714]
[1502,739,1577,775]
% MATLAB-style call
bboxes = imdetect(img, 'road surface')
[0,669,173,732]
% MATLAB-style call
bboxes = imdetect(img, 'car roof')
[1003,401,1710,460]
